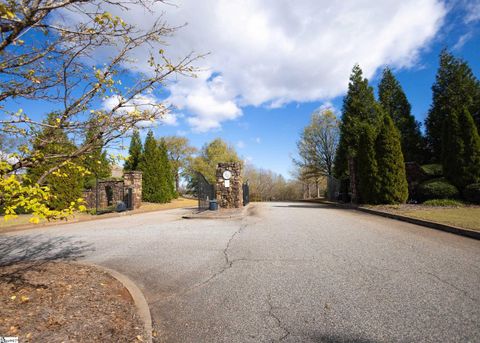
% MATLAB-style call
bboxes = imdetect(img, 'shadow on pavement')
[0,234,94,287]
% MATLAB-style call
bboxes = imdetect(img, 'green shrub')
[464,183,480,204]
[421,164,443,177]
[423,199,465,207]
[418,178,459,201]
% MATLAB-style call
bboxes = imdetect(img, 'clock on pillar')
[223,170,232,187]
[216,162,243,209]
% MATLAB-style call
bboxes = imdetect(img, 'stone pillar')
[215,162,243,209]
[123,171,142,209]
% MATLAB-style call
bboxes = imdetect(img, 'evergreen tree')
[375,114,408,204]
[357,124,379,204]
[27,113,84,210]
[442,106,480,190]
[334,64,382,179]
[425,50,480,161]
[139,130,163,202]
[124,129,143,171]
[139,131,176,203]
[378,67,425,163]
[158,138,176,200]
[82,125,111,189]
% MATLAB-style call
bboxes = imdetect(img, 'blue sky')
[4,0,480,178]
[144,0,480,178]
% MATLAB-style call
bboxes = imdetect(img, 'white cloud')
[465,0,480,24]
[102,94,177,127]
[92,0,446,131]
[237,140,246,149]
[254,137,261,144]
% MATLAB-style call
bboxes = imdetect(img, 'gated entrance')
[243,182,250,206]
[197,172,215,211]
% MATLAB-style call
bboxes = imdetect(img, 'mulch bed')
[0,262,146,342]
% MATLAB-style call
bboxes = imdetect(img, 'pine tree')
[334,64,382,179]
[158,138,176,200]
[82,125,111,189]
[139,130,164,203]
[442,106,480,190]
[378,67,425,163]
[27,113,84,210]
[375,114,408,204]
[357,124,379,204]
[124,129,142,171]
[425,50,480,161]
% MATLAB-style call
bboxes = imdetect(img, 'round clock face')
[223,170,232,180]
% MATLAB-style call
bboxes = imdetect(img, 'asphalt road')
[2,202,479,342]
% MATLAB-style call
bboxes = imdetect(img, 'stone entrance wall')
[82,171,142,210]
[215,162,243,209]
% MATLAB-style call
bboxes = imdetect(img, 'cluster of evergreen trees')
[334,50,480,204]
[425,51,480,192]
[125,129,176,203]
[28,113,111,210]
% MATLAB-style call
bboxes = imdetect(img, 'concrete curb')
[302,199,480,240]
[182,204,250,220]
[77,263,153,343]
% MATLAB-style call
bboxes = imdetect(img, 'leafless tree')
[0,0,200,183]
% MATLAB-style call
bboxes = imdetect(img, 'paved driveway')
[2,202,479,342]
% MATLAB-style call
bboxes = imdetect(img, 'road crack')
[266,294,291,342]
[422,271,479,302]
[185,222,249,291]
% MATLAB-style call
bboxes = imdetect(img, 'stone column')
[123,171,142,209]
[215,162,243,209]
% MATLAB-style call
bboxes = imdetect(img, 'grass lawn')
[399,207,480,231]
[0,197,197,231]
[368,204,480,232]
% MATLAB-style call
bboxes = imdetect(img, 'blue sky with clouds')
[5,0,480,178]
[146,0,480,178]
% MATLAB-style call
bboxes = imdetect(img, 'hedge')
[420,164,443,177]
[417,178,459,202]
[464,183,480,204]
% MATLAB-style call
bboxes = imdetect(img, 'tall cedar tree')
[375,114,409,204]
[158,138,176,199]
[334,64,382,179]
[378,67,425,163]
[27,113,84,210]
[139,131,165,203]
[124,129,143,171]
[357,124,379,204]
[442,106,480,190]
[425,50,480,161]
[82,125,111,189]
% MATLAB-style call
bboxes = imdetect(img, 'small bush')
[464,183,480,204]
[418,178,459,201]
[423,199,465,207]
[421,164,443,177]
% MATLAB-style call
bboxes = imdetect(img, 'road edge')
[76,262,153,343]
[182,204,251,220]
[303,199,480,240]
